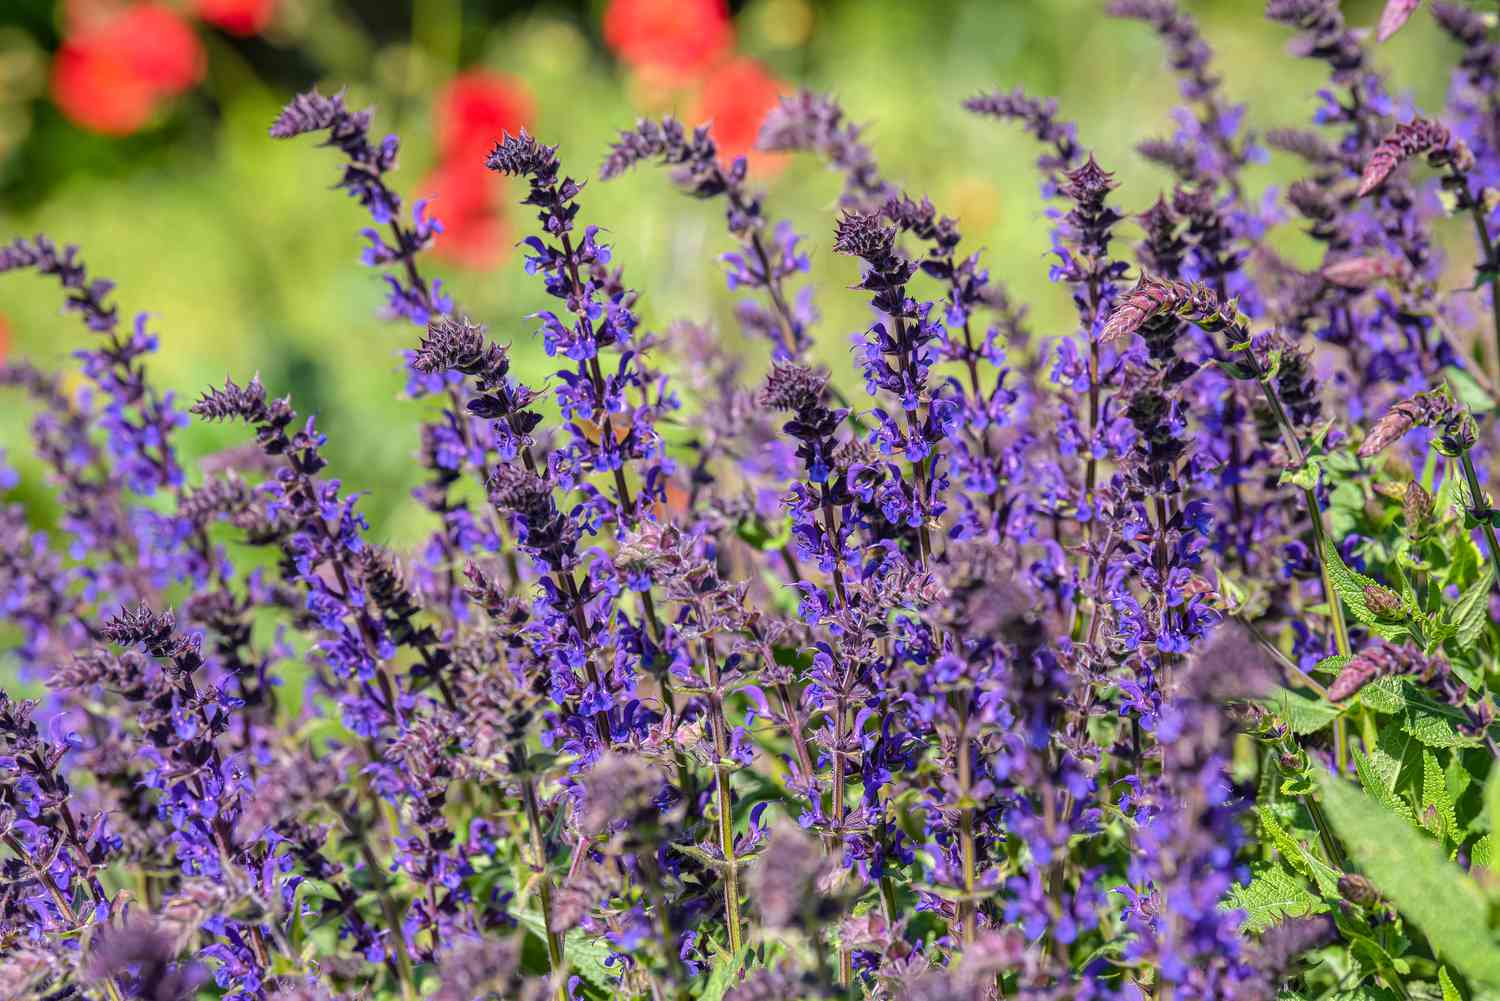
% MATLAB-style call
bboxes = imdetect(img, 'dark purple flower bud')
[0,234,118,332]
[486,465,552,524]
[483,130,559,180]
[102,604,179,656]
[832,209,898,263]
[189,375,273,424]
[1059,155,1119,206]
[415,315,509,384]
[961,87,1081,179]
[268,89,350,138]
[758,362,829,413]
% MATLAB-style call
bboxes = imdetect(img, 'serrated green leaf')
[1226,862,1329,933]
[1473,834,1495,872]
[1361,677,1406,715]
[1256,805,1342,897]
[1451,567,1495,649]
[1267,686,1345,736]
[1442,965,1467,1001]
[1314,654,1353,679]
[1423,749,1460,845]
[1316,770,1500,988]
[1354,748,1414,821]
[1405,708,1478,749]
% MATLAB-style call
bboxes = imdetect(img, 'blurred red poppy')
[436,71,535,163]
[51,4,204,135]
[689,57,787,168]
[419,163,512,270]
[604,0,733,84]
[194,0,277,36]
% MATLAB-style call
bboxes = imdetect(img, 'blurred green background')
[0,0,1455,548]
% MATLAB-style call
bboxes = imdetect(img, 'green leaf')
[698,946,753,1001]
[1441,965,1466,1001]
[1472,834,1495,872]
[1360,677,1406,715]
[1256,806,1343,897]
[1226,862,1329,933]
[1267,686,1345,736]
[1405,708,1478,749]
[1486,763,1500,837]
[1423,749,1460,846]
[736,514,793,552]
[1314,654,1353,679]
[1451,567,1495,649]
[1354,748,1414,821]
[1316,770,1500,988]
[515,911,618,990]
[1446,365,1497,415]
[1329,984,1403,1000]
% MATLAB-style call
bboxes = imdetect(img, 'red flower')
[689,57,787,167]
[194,0,277,36]
[419,163,511,269]
[51,4,204,135]
[604,0,733,84]
[436,72,535,163]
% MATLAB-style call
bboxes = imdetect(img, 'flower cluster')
[8,6,1500,1001]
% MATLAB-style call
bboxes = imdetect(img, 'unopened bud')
[1403,481,1433,538]
[1339,873,1378,906]
[1363,585,1404,622]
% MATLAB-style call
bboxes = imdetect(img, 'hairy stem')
[1458,450,1500,582]
[521,774,566,986]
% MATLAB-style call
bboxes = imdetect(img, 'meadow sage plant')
[9,3,1500,1000]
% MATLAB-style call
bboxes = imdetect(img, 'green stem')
[522,775,567,989]
[5,834,125,1001]
[703,642,743,956]
[955,700,978,946]
[1249,370,1352,771]
[1459,450,1500,579]
[1453,164,1500,386]
[353,829,417,1001]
